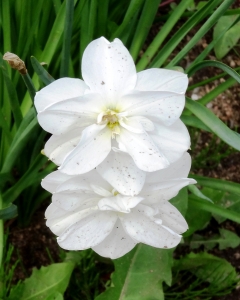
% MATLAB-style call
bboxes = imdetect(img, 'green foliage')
[96,244,172,300]
[190,228,240,250]
[8,262,74,300]
[214,15,240,59]
[174,252,238,289]
[163,252,238,299]
[0,204,17,220]
[0,0,240,299]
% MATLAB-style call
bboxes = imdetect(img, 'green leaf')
[129,0,161,61]
[45,292,63,300]
[184,201,211,237]
[0,204,17,220]
[60,0,74,77]
[1,56,23,128]
[188,185,213,203]
[185,98,240,151]
[187,60,240,83]
[189,195,240,223]
[96,244,172,300]
[169,187,188,216]
[19,262,75,300]
[190,228,240,250]
[31,57,55,86]
[110,0,145,40]
[190,175,240,196]
[174,252,238,289]
[214,15,240,59]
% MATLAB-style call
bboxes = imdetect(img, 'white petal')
[121,209,181,249]
[141,181,195,205]
[150,119,190,164]
[56,169,112,193]
[146,153,192,183]
[35,78,88,112]
[98,194,143,213]
[97,150,146,196]
[82,37,137,100]
[119,117,145,133]
[41,170,73,193]
[92,219,137,259]
[44,128,82,166]
[155,201,188,234]
[46,202,98,236]
[59,124,112,175]
[135,68,188,94]
[119,91,185,126]
[117,128,169,172]
[52,192,100,212]
[57,211,117,250]
[37,93,102,135]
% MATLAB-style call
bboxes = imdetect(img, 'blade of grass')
[188,66,240,91]
[110,0,145,40]
[21,1,67,115]
[198,76,236,106]
[0,109,12,146]
[2,154,48,205]
[136,0,192,71]
[185,97,240,151]
[189,196,240,223]
[1,60,23,128]
[31,56,55,85]
[97,0,109,37]
[17,0,31,56]
[190,175,240,196]
[88,0,98,41]
[187,15,240,70]
[1,112,39,173]
[60,0,74,77]
[167,0,235,68]
[188,60,240,83]
[129,0,161,61]
[52,0,62,15]
[80,0,90,69]
[181,115,211,132]
[149,0,222,68]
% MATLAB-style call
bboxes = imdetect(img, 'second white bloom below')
[42,153,196,259]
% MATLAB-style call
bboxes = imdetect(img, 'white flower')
[42,153,196,259]
[35,37,190,175]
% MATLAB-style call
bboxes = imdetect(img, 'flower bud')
[3,52,27,75]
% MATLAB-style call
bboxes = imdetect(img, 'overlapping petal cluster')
[35,37,195,258]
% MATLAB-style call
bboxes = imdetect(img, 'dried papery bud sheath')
[3,52,27,75]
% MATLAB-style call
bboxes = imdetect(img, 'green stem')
[0,193,3,272]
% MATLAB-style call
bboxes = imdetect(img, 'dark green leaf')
[31,57,55,85]
[185,98,240,151]
[0,204,18,220]
[174,252,238,289]
[96,244,172,300]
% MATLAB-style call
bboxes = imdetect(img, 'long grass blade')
[167,0,235,68]
[185,97,240,151]
[110,0,145,40]
[136,0,192,71]
[149,0,222,68]
[129,0,161,61]
[60,0,75,77]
